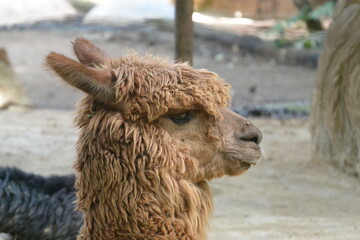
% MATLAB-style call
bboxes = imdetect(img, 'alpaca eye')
[168,111,193,125]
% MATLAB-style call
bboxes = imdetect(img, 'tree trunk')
[175,0,194,65]
[311,0,360,177]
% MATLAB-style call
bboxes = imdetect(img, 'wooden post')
[175,0,194,65]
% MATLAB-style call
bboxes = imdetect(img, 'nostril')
[235,120,263,144]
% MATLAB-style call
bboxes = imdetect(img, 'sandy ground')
[1,110,359,240]
[0,30,359,239]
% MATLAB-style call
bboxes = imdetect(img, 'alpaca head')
[46,38,262,182]
[46,38,262,239]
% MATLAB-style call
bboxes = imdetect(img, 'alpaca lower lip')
[224,152,262,165]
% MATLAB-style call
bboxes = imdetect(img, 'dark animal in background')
[0,167,81,240]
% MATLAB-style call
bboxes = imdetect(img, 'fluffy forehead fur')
[108,54,230,121]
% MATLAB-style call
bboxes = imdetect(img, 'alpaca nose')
[238,122,262,145]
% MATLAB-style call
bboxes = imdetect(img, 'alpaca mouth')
[223,148,262,165]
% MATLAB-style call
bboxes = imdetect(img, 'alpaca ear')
[46,52,115,103]
[73,38,110,67]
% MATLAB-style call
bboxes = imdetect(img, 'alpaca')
[46,38,262,240]
[0,167,81,240]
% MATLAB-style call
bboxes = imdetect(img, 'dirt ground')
[1,111,359,240]
[0,30,359,239]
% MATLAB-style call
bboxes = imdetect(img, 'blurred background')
[0,0,359,240]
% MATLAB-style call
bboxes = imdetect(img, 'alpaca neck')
[75,162,212,239]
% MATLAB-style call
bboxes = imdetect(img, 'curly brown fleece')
[74,56,229,240]
[46,39,233,240]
